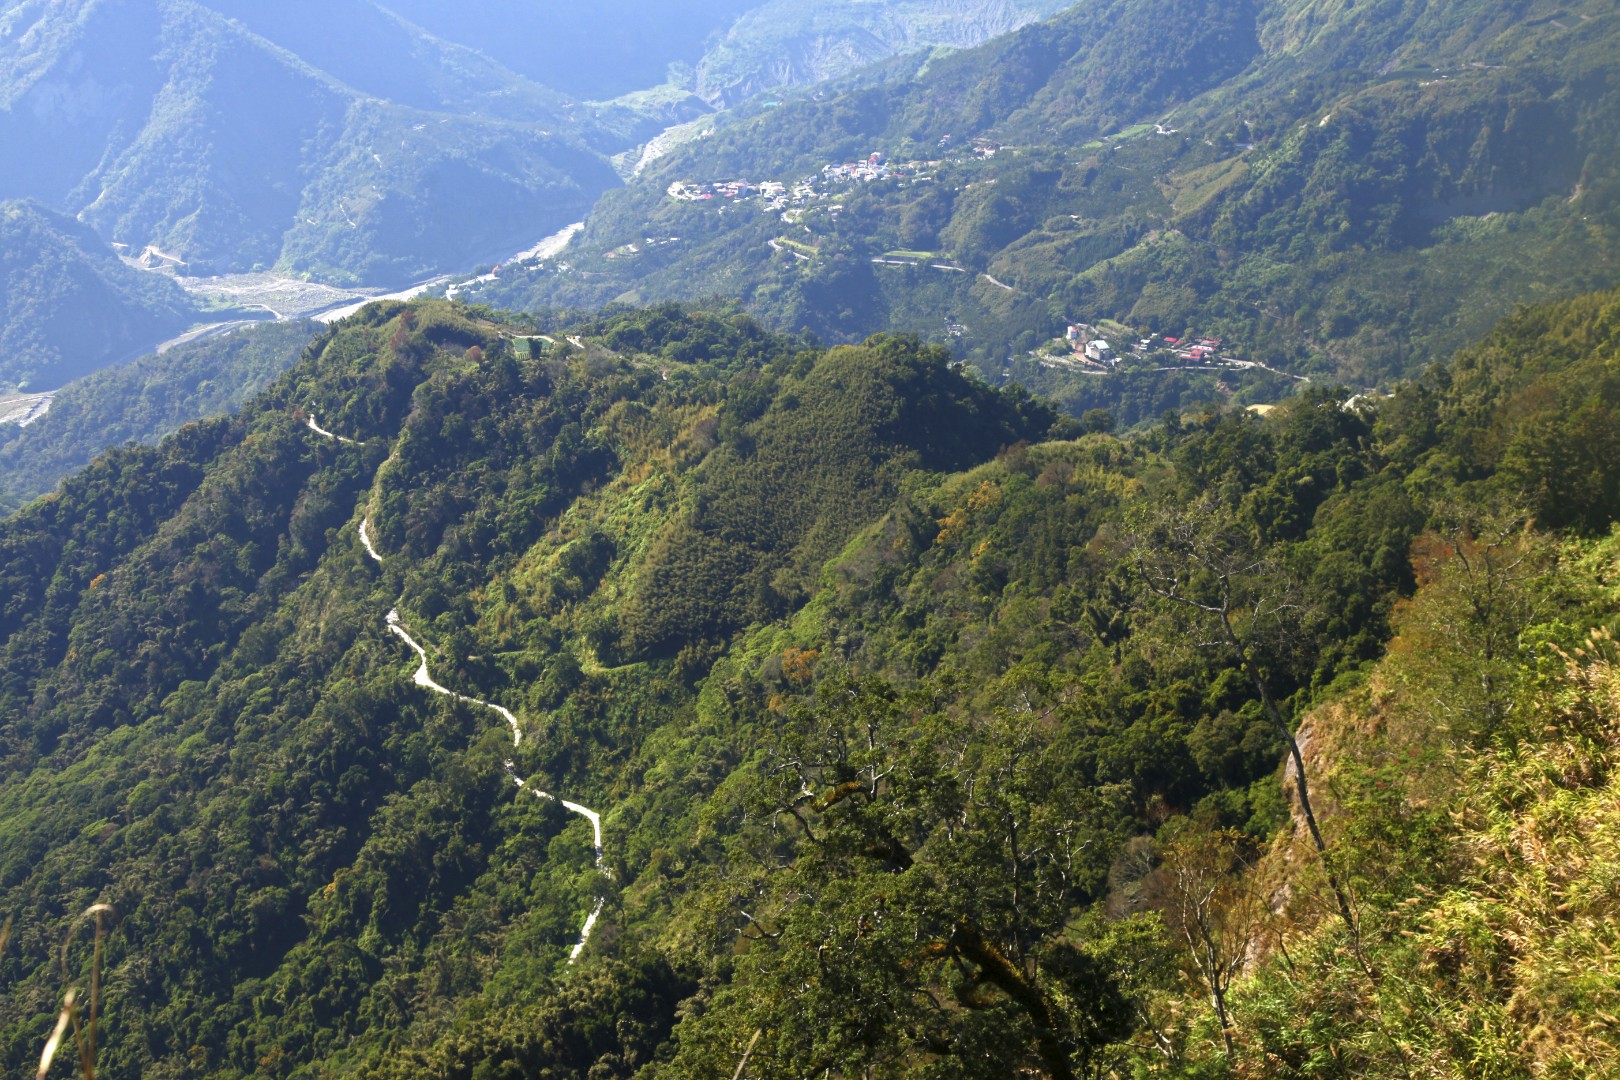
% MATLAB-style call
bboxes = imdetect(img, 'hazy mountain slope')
[377,0,1067,107]
[0,319,319,513]
[198,0,575,124]
[0,0,621,283]
[473,0,1620,396]
[694,0,1075,107]
[378,0,760,101]
[0,200,202,389]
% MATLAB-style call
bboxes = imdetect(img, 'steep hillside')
[0,200,204,389]
[473,0,1620,404]
[379,0,760,101]
[1179,530,1620,1076]
[694,0,1073,107]
[0,286,1616,1076]
[377,0,1068,108]
[0,319,319,514]
[0,301,1057,1076]
[0,0,620,283]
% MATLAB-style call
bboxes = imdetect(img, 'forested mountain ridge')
[473,0,1620,405]
[0,200,206,389]
[0,284,1617,1075]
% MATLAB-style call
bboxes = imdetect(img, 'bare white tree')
[1127,497,1362,957]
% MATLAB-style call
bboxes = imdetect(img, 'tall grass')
[36,903,115,1080]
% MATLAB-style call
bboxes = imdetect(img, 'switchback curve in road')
[308,412,609,963]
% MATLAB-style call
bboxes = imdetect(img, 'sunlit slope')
[476,0,1620,391]
[0,283,1618,1073]
[0,301,1054,1076]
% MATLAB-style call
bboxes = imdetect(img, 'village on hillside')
[1035,322,1308,382]
[666,145,972,219]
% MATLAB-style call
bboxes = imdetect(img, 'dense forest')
[473,0,1620,409]
[0,283,1616,1076]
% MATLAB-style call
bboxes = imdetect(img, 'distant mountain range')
[0,0,1068,289]
[0,0,1098,448]
[692,0,1072,107]
[378,0,1070,107]
[472,0,1620,403]
[0,0,621,285]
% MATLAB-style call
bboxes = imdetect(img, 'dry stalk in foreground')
[37,903,116,1080]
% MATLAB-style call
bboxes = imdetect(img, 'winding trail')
[769,239,810,262]
[306,415,356,444]
[309,414,608,964]
[358,519,384,565]
[386,609,525,746]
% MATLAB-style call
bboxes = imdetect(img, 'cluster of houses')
[1150,333,1226,363]
[822,151,897,183]
[668,176,827,216]
[666,180,757,201]
[667,150,939,220]
[1066,324,1120,367]
[1060,324,1241,370]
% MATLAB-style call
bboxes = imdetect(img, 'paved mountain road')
[309,413,609,963]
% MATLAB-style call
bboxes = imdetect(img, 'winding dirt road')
[306,415,356,444]
[309,413,607,963]
[358,519,384,564]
